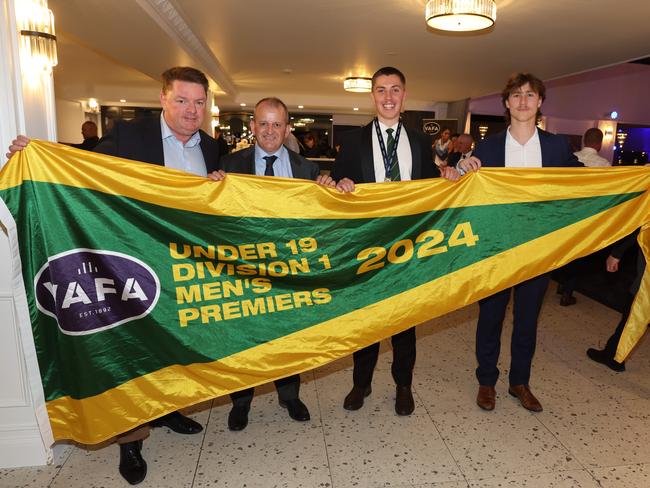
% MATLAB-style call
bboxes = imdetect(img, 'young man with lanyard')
[333,66,478,415]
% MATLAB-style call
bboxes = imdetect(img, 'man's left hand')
[316,174,336,188]
[440,166,460,181]
[208,170,227,181]
[458,156,481,173]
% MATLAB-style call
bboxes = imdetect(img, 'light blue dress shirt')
[254,144,293,178]
[160,113,207,177]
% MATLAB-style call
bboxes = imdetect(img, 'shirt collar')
[377,118,400,133]
[160,112,201,147]
[506,126,540,147]
[255,143,287,160]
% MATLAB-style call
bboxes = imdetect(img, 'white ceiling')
[49,0,650,115]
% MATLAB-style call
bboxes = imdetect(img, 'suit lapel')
[538,129,551,167]
[288,151,305,179]
[361,122,376,183]
[406,127,422,179]
[494,130,507,166]
[144,118,165,166]
[198,130,216,173]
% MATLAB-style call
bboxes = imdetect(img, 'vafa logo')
[34,249,160,335]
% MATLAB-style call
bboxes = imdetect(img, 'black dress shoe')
[587,347,625,372]
[228,405,250,431]
[150,411,203,434]
[343,385,371,411]
[279,398,310,421]
[560,293,577,306]
[395,385,415,416]
[119,441,147,485]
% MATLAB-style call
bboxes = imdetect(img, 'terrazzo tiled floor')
[4,287,650,488]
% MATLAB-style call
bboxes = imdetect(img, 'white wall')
[55,99,85,144]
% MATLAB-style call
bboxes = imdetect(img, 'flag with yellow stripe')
[0,140,648,446]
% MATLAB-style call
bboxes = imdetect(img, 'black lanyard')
[374,118,402,179]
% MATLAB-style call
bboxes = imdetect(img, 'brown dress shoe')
[508,385,543,412]
[476,386,496,411]
[395,386,415,416]
[343,385,371,411]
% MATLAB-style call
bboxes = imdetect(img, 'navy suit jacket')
[94,116,221,173]
[473,129,581,168]
[220,145,320,181]
[332,121,440,183]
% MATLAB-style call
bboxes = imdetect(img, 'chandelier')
[343,77,372,93]
[425,0,497,32]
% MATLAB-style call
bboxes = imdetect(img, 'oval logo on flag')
[34,249,160,336]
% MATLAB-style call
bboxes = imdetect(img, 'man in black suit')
[473,73,581,414]
[70,121,100,151]
[7,66,219,486]
[332,66,475,416]
[210,97,334,431]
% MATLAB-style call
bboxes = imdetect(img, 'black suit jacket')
[220,145,320,181]
[332,121,440,183]
[473,129,581,168]
[94,116,220,172]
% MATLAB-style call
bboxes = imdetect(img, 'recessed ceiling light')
[353,107,359,111]
[119,99,126,103]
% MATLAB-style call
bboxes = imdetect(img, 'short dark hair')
[254,97,289,123]
[501,72,546,124]
[161,67,209,95]
[584,128,604,147]
[371,67,406,88]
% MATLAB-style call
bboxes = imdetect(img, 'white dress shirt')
[574,147,610,167]
[160,113,207,176]
[254,144,293,178]
[505,127,542,168]
[372,120,413,182]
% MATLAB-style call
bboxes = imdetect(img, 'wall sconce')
[16,0,58,74]
[86,98,99,113]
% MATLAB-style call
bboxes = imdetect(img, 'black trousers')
[230,374,300,408]
[352,327,416,387]
[604,294,634,359]
[475,274,550,387]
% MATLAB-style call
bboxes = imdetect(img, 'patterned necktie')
[263,155,278,176]
[386,128,401,181]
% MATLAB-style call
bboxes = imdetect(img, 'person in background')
[70,121,100,151]
[447,133,474,167]
[557,128,611,305]
[301,131,322,158]
[574,128,610,167]
[433,128,451,167]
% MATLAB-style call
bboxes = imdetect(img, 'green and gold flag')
[1,140,648,447]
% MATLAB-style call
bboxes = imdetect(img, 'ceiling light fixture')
[344,77,372,93]
[425,0,496,32]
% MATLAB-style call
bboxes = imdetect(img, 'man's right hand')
[335,177,355,193]
[6,135,30,159]
[606,255,620,273]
